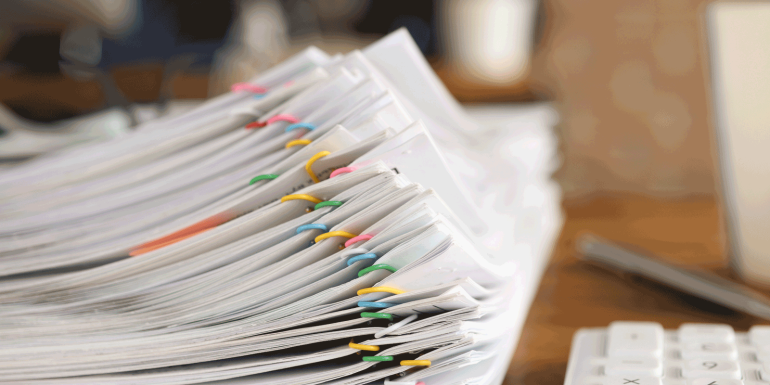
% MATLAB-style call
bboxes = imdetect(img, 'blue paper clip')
[285,122,316,133]
[296,223,327,234]
[357,301,394,309]
[347,253,377,266]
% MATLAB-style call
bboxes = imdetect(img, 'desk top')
[504,193,770,384]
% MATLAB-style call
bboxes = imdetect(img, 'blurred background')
[0,0,717,198]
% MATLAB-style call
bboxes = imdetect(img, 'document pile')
[0,30,562,385]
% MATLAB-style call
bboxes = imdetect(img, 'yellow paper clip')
[357,287,405,296]
[314,231,357,244]
[280,194,322,204]
[285,139,311,149]
[349,342,380,352]
[400,360,431,367]
[306,151,331,183]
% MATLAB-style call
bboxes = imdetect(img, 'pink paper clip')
[330,166,357,178]
[266,114,300,125]
[230,83,268,94]
[344,234,373,248]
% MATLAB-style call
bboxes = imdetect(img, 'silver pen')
[577,234,770,320]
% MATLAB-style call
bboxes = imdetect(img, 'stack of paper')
[0,29,562,385]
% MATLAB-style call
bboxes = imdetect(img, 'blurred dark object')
[352,0,437,57]
[4,33,63,74]
[99,0,233,68]
[0,0,138,40]
[279,0,542,103]
[0,0,545,123]
[0,0,230,122]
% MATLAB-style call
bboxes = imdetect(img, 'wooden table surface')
[504,193,770,384]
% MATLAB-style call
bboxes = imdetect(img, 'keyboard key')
[749,326,770,346]
[685,380,744,385]
[681,342,738,360]
[566,322,758,385]
[608,322,665,358]
[601,377,663,385]
[682,360,742,379]
[606,357,664,377]
[680,324,736,343]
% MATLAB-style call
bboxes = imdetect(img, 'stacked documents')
[0,30,562,385]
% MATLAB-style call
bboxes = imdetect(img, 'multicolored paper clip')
[230,83,267,94]
[306,151,330,183]
[357,301,393,309]
[245,114,301,129]
[400,360,431,367]
[344,234,372,248]
[357,287,404,296]
[348,341,379,352]
[361,312,393,320]
[314,201,342,210]
[313,231,356,244]
[346,253,377,266]
[363,356,393,362]
[285,122,316,133]
[352,286,426,367]
[280,194,323,204]
[249,174,279,185]
[245,121,267,129]
[296,224,327,234]
[357,264,397,277]
[330,166,357,178]
[267,114,300,125]
[285,139,311,149]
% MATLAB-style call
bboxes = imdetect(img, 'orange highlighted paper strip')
[130,213,233,256]
[129,227,213,256]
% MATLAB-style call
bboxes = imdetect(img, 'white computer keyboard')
[565,322,770,385]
